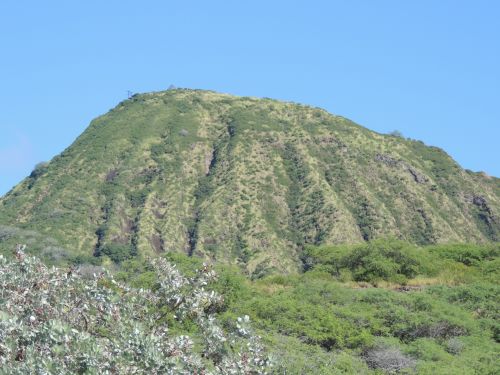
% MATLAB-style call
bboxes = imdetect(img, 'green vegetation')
[1,240,498,373]
[109,240,499,374]
[0,89,499,275]
[302,240,422,284]
[0,248,271,374]
[0,89,499,373]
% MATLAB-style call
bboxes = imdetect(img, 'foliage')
[388,130,404,138]
[1,89,499,276]
[29,162,50,179]
[303,240,421,284]
[100,243,134,263]
[363,343,416,373]
[0,234,497,370]
[1,240,499,374]
[213,242,499,374]
[428,243,499,266]
[0,89,499,373]
[0,247,272,374]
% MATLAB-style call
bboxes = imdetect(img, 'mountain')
[1,89,499,275]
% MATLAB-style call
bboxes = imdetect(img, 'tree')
[29,162,49,179]
[389,130,404,138]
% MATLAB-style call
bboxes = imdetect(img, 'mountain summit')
[1,89,499,275]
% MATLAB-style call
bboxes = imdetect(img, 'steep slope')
[1,89,499,275]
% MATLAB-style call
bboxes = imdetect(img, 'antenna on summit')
[127,90,134,99]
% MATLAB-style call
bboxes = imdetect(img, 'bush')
[304,240,421,284]
[29,162,49,179]
[100,243,133,263]
[389,130,404,138]
[446,338,465,355]
[40,246,70,264]
[429,244,499,266]
[0,225,19,241]
[77,264,105,279]
[70,254,102,266]
[363,344,416,373]
[346,240,420,283]
[0,248,272,373]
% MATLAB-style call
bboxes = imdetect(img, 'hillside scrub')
[110,241,499,374]
[301,240,499,285]
[0,239,498,373]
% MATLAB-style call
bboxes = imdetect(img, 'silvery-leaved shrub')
[0,246,272,374]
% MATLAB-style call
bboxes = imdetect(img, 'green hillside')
[1,89,499,276]
[0,89,499,374]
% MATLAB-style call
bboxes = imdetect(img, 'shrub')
[406,338,452,363]
[302,244,351,275]
[399,321,466,341]
[446,338,465,355]
[304,240,421,284]
[363,344,416,373]
[77,264,105,279]
[0,248,272,373]
[100,243,133,263]
[0,225,18,241]
[429,244,499,266]
[346,240,420,283]
[389,130,404,138]
[70,254,102,266]
[40,246,70,264]
[30,161,49,178]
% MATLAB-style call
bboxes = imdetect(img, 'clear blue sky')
[1,1,499,196]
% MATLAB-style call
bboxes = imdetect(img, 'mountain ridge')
[1,88,499,275]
